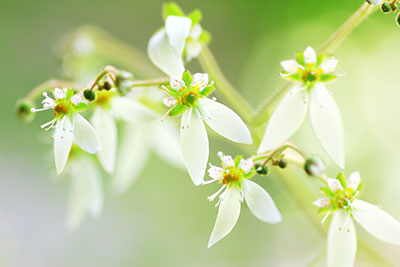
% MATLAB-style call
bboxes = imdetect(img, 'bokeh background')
[1,0,400,266]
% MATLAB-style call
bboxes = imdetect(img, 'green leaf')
[182,70,193,87]
[336,172,347,189]
[198,30,211,44]
[296,52,305,66]
[169,103,187,116]
[320,187,334,197]
[187,9,202,25]
[163,2,185,20]
[199,84,215,97]
[74,102,88,112]
[319,74,337,82]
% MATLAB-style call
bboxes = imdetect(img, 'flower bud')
[278,159,287,169]
[366,0,383,5]
[255,163,269,176]
[83,89,95,101]
[381,2,392,12]
[16,99,35,122]
[397,12,400,26]
[103,81,112,90]
[304,156,325,176]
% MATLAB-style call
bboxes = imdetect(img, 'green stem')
[130,77,169,88]
[253,2,377,126]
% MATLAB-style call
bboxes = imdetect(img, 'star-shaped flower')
[31,88,101,174]
[258,46,344,168]
[204,152,282,247]
[313,172,400,266]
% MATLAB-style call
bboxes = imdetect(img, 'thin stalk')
[130,77,169,88]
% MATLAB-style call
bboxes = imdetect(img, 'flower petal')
[192,73,209,91]
[242,180,282,223]
[207,165,223,180]
[328,178,343,193]
[54,116,74,175]
[313,197,331,208]
[181,108,209,186]
[148,29,185,77]
[347,172,361,191]
[73,114,101,154]
[327,210,357,267]
[222,155,234,167]
[165,15,192,56]
[309,83,344,169]
[304,46,317,64]
[208,188,241,248]
[281,60,300,73]
[111,97,157,123]
[352,200,400,245]
[320,57,338,73]
[91,108,117,174]
[198,98,252,144]
[258,87,308,153]
[239,159,253,174]
[113,123,150,194]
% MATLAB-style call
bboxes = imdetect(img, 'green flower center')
[54,102,71,117]
[181,91,199,106]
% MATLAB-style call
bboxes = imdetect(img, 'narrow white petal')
[165,15,192,56]
[347,172,361,191]
[192,73,209,91]
[312,197,331,208]
[243,180,282,223]
[198,98,252,144]
[327,210,357,267]
[148,29,185,77]
[186,40,202,61]
[181,109,209,185]
[73,114,101,154]
[238,159,253,174]
[208,188,241,248]
[91,108,117,174]
[328,178,343,192]
[222,155,234,167]
[54,116,73,175]
[309,84,344,169]
[320,57,338,73]
[207,165,223,180]
[352,200,400,245]
[280,59,300,73]
[304,46,317,64]
[111,97,157,123]
[258,88,308,153]
[113,124,150,194]
[54,88,66,99]
[190,24,202,40]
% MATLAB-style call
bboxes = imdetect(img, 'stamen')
[31,107,51,113]
[207,185,227,202]
[321,208,332,224]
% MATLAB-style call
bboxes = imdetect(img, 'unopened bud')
[83,89,95,101]
[304,156,325,176]
[16,99,35,122]
[381,2,392,12]
[278,159,287,169]
[103,81,112,90]
[397,12,400,26]
[255,163,269,176]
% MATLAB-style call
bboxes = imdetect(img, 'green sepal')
[164,85,181,97]
[234,155,243,167]
[283,73,303,82]
[396,12,400,26]
[296,52,305,66]
[357,182,365,194]
[336,172,347,189]
[316,54,326,66]
[200,84,215,97]
[198,30,211,43]
[169,103,187,116]
[319,74,338,82]
[182,70,193,87]
[74,102,88,112]
[320,187,335,197]
[163,2,185,20]
[188,9,202,25]
[243,170,256,179]
[66,89,74,100]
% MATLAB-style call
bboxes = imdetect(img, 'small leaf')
[169,103,187,116]
[182,70,193,87]
[319,74,338,82]
[336,172,347,189]
[163,2,185,20]
[188,9,202,25]
[199,84,215,97]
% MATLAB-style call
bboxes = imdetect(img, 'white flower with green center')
[204,153,282,247]
[258,46,345,169]
[162,71,252,185]
[31,88,101,174]
[90,89,157,174]
[313,172,400,267]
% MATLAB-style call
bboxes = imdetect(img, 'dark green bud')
[84,89,95,101]
[397,12,400,26]
[103,81,112,90]
[255,163,269,176]
[381,2,392,12]
[304,156,325,176]
[16,99,35,122]
[278,159,287,169]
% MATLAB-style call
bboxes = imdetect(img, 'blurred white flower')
[31,88,100,174]
[313,172,400,266]
[258,47,344,169]
[204,153,282,248]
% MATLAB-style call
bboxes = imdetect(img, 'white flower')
[367,0,383,5]
[31,88,101,174]
[313,172,400,267]
[258,46,344,169]
[91,90,157,174]
[186,24,203,61]
[204,153,282,247]
[63,153,103,231]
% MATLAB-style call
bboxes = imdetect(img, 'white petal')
[320,57,338,73]
[148,29,185,77]
[163,97,178,108]
[352,200,400,245]
[170,76,185,90]
[309,84,344,169]
[192,73,209,91]
[73,114,101,154]
[190,24,202,40]
[54,116,74,175]
[181,108,209,186]
[198,98,252,144]
[207,165,223,180]
[165,15,192,56]
[208,188,241,248]
[113,123,150,194]
[327,210,357,267]
[313,197,331,208]
[70,94,82,106]
[304,46,317,64]
[66,157,103,231]
[222,155,234,168]
[242,180,282,223]
[152,121,185,169]
[91,108,117,174]
[347,172,361,191]
[54,88,66,99]
[111,96,157,123]
[239,159,253,174]
[186,40,202,61]
[257,87,308,153]
[280,60,300,73]
[328,178,343,192]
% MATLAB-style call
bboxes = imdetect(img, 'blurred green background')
[1,0,400,266]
